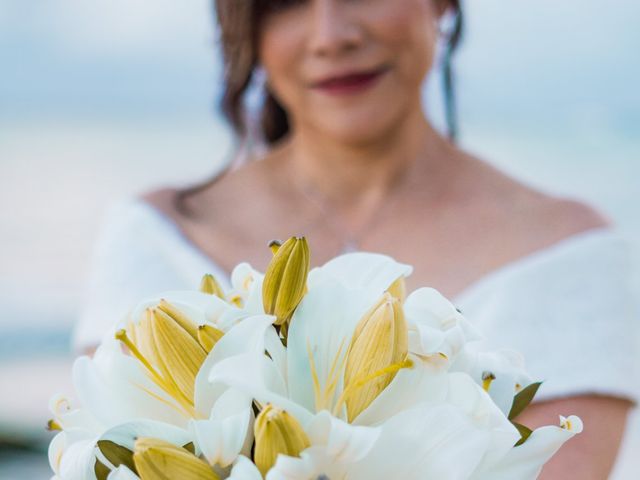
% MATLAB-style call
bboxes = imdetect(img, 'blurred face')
[257,0,443,145]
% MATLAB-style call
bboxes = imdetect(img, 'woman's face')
[258,0,443,145]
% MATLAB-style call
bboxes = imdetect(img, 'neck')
[284,108,445,207]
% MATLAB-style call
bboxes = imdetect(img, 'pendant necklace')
[294,175,404,255]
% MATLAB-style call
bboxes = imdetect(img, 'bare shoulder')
[139,147,291,259]
[460,154,611,252]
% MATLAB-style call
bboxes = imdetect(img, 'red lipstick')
[312,67,388,96]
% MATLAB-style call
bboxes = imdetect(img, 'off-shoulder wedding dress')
[74,199,640,479]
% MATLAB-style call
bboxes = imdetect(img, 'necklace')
[293,174,405,254]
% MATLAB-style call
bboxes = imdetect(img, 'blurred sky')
[0,1,639,476]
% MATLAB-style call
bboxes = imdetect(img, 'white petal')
[228,455,263,480]
[445,373,520,469]
[286,283,376,413]
[471,416,583,480]
[353,355,449,426]
[404,288,481,359]
[353,403,492,480]
[53,429,98,480]
[100,420,192,451]
[267,446,338,480]
[107,466,140,480]
[48,428,96,477]
[307,411,380,463]
[48,394,103,434]
[190,389,253,467]
[230,262,265,316]
[194,314,276,415]
[451,348,533,417]
[73,343,187,428]
[308,252,412,293]
[208,352,311,424]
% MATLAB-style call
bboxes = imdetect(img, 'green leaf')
[508,381,542,420]
[97,440,137,473]
[182,442,195,454]
[513,422,533,446]
[94,459,111,480]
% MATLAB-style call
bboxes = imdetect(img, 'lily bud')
[200,274,225,299]
[254,404,310,477]
[343,293,409,422]
[262,236,310,326]
[197,324,224,353]
[133,437,219,480]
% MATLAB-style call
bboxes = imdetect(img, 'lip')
[311,66,389,96]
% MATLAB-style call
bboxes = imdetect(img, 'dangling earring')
[240,66,268,157]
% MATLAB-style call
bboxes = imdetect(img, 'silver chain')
[293,175,404,254]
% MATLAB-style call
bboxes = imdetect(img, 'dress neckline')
[131,198,619,303]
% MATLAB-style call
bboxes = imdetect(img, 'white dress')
[74,198,640,478]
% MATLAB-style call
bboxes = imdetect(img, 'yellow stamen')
[307,340,347,412]
[482,372,496,392]
[47,419,61,431]
[228,294,244,308]
[334,358,413,418]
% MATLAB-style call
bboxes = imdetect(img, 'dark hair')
[214,0,464,144]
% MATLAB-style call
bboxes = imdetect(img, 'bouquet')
[48,237,582,480]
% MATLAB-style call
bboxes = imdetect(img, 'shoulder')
[463,156,611,246]
[478,157,611,232]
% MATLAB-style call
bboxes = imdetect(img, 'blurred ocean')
[1,0,638,478]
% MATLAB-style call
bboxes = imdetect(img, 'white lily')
[204,253,530,479]
[50,420,193,480]
[48,394,103,435]
[189,388,254,468]
[470,415,584,480]
[106,466,139,480]
[451,347,533,416]
[307,252,412,295]
[403,287,481,361]
[227,456,262,480]
[227,262,266,314]
[49,428,97,480]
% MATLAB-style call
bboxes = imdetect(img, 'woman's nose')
[308,0,363,57]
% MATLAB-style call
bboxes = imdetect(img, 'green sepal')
[94,459,111,480]
[97,440,137,473]
[182,442,195,454]
[513,422,533,446]
[508,381,542,420]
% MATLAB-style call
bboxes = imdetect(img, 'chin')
[315,104,405,146]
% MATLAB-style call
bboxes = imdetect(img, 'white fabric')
[73,199,230,350]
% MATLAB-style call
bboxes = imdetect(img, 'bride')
[76,1,637,478]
